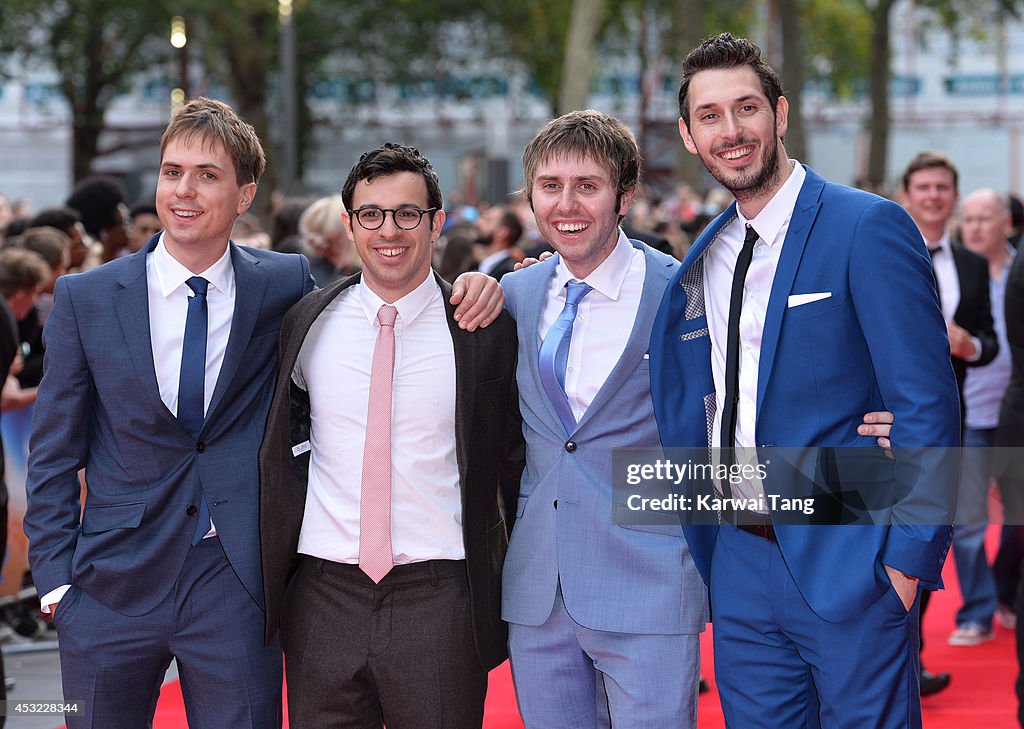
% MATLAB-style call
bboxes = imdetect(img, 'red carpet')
[60,526,1019,728]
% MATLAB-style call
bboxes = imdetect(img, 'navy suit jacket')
[25,237,314,616]
[649,167,961,622]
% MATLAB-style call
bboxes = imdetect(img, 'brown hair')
[522,109,641,213]
[902,151,959,193]
[0,248,50,298]
[160,97,266,186]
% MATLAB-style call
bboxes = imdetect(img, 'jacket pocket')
[80,502,146,535]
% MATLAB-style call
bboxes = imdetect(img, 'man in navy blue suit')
[24,99,501,729]
[649,34,960,728]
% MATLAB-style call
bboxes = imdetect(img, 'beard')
[701,136,783,203]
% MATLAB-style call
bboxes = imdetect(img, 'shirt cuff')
[39,584,72,613]
[967,336,983,362]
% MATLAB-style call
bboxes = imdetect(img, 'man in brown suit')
[259,143,519,729]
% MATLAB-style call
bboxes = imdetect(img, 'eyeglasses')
[351,206,437,231]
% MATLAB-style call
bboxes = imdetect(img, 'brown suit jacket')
[258,271,519,670]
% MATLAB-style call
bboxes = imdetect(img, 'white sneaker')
[996,604,1017,630]
[948,623,996,646]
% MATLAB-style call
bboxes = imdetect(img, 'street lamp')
[170,16,189,109]
[279,0,298,193]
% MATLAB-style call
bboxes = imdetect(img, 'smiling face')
[679,66,789,215]
[529,153,634,279]
[902,166,958,242]
[343,171,444,303]
[156,135,256,270]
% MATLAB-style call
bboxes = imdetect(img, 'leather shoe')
[919,668,951,696]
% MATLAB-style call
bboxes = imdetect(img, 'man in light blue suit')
[501,110,706,728]
[649,34,961,728]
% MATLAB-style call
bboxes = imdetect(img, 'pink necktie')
[359,304,398,583]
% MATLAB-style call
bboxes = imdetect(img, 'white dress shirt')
[705,161,805,504]
[294,272,464,564]
[925,232,982,361]
[924,232,960,324]
[42,238,234,610]
[149,238,234,541]
[538,231,645,423]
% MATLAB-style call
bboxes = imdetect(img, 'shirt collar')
[922,231,951,255]
[554,229,633,301]
[737,160,805,247]
[151,234,234,299]
[357,269,439,328]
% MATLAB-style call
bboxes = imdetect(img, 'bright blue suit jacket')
[502,239,706,634]
[649,167,961,622]
[25,237,314,616]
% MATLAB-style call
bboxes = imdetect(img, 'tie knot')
[928,245,941,257]
[186,276,209,297]
[377,304,398,328]
[744,225,760,247]
[565,281,593,307]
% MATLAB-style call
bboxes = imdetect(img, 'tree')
[559,0,609,114]
[0,0,172,182]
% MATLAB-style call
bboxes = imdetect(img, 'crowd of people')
[0,29,1019,729]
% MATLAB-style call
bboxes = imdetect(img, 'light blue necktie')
[539,280,593,434]
[179,276,211,545]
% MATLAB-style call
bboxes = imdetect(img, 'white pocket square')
[787,292,832,308]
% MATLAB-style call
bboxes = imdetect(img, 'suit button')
[186,505,198,516]
[565,441,577,453]
[553,500,558,509]
[196,441,205,453]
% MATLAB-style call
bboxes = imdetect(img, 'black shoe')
[919,668,951,696]
[698,677,709,694]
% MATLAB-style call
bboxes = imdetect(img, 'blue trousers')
[953,427,998,629]
[56,537,282,729]
[711,525,921,729]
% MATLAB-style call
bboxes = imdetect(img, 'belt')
[725,509,777,542]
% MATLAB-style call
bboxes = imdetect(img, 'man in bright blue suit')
[501,110,706,728]
[649,34,961,728]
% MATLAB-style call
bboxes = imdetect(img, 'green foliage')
[802,0,871,98]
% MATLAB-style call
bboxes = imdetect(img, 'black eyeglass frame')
[350,206,438,231]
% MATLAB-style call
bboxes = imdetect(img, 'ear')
[237,183,257,215]
[430,208,447,240]
[775,96,789,139]
[618,186,638,219]
[678,118,698,156]
[341,210,357,245]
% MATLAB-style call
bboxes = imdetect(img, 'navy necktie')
[179,276,210,545]
[539,280,593,434]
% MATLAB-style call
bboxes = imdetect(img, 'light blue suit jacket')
[501,239,705,634]
[649,167,961,622]
[25,237,314,617]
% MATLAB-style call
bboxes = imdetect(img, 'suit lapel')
[114,243,179,429]
[575,242,674,432]
[279,272,362,391]
[207,244,268,421]
[440,274,473,504]
[679,205,737,325]
[756,167,824,414]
